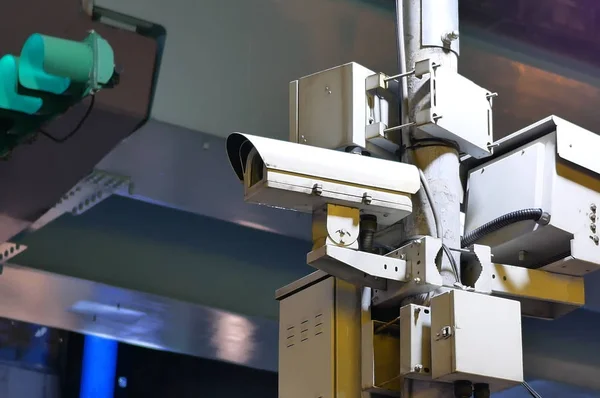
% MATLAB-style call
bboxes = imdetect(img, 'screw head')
[118,377,128,388]
[591,235,600,245]
[362,193,372,205]
[312,184,323,196]
[592,204,597,213]
[414,364,424,373]
[592,224,597,233]
[413,277,422,284]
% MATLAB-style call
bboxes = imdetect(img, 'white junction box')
[464,116,600,274]
[289,62,398,158]
[415,63,494,159]
[431,290,523,392]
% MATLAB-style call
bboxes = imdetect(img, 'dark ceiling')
[461,0,600,67]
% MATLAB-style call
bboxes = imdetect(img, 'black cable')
[522,381,543,398]
[442,243,460,283]
[38,95,95,143]
[461,208,549,248]
[406,137,460,151]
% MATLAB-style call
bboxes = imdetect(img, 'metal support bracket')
[0,242,27,266]
[372,236,444,306]
[307,245,408,289]
[491,263,584,319]
[30,169,131,231]
[461,244,493,294]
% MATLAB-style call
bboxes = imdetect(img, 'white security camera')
[226,133,420,227]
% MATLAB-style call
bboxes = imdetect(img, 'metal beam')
[0,263,278,372]
[0,262,599,391]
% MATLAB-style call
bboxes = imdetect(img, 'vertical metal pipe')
[400,1,463,396]
[401,0,462,287]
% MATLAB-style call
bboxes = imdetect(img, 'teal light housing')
[0,31,118,157]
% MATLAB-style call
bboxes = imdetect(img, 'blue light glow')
[79,335,118,398]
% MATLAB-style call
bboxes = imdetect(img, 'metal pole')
[401,0,461,287]
[400,1,461,396]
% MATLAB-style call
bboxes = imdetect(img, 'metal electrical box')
[464,117,600,274]
[416,65,494,159]
[431,290,523,392]
[289,62,398,158]
[276,272,361,398]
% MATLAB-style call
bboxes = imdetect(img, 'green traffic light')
[19,32,115,95]
[0,55,43,114]
[0,31,118,158]
[0,31,116,115]
[19,34,73,94]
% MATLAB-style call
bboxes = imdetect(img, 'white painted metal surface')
[400,304,432,378]
[227,133,419,194]
[431,290,523,391]
[465,120,600,271]
[290,62,396,158]
[416,66,494,158]
[226,132,419,226]
[307,245,408,289]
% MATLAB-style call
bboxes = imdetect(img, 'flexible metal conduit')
[461,208,549,248]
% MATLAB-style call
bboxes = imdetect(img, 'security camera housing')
[226,133,420,227]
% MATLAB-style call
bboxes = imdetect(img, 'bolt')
[362,192,372,205]
[413,277,422,284]
[118,377,128,388]
[443,30,459,43]
[312,184,323,196]
[591,235,600,245]
[325,86,332,94]
[414,364,424,373]
[400,253,406,260]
